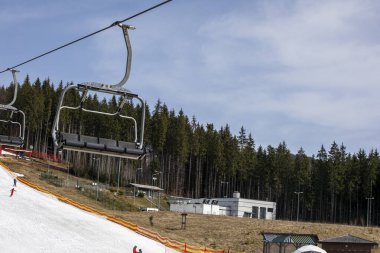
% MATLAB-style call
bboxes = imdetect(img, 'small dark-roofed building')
[262,232,319,253]
[320,234,378,253]
[129,183,164,209]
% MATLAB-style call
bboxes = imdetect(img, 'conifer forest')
[1,76,379,226]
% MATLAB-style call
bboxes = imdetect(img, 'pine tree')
[294,148,310,220]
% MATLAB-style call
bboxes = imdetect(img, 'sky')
[1,0,380,156]
[0,162,179,252]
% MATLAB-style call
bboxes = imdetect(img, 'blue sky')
[1,0,380,155]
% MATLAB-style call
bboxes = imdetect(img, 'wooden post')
[181,213,187,229]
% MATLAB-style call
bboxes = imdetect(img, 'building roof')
[129,183,163,191]
[320,235,378,245]
[263,233,318,245]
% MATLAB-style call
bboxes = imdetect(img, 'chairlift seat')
[0,135,23,146]
[9,136,23,145]
[0,135,12,144]
[119,141,144,155]
[60,133,84,147]
[58,132,144,159]
[80,135,105,150]
[99,138,124,153]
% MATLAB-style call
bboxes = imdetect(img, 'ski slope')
[0,163,178,253]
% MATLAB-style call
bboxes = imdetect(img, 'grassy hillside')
[1,156,379,253]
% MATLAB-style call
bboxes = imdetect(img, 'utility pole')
[366,196,374,227]
[221,181,229,198]
[117,158,121,193]
[64,151,70,187]
[135,167,142,183]
[294,191,303,222]
[366,180,375,227]
[93,157,100,202]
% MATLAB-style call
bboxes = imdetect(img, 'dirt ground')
[1,156,380,253]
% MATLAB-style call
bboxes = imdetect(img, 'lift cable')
[0,0,172,74]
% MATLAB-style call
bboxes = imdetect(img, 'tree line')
[1,76,379,226]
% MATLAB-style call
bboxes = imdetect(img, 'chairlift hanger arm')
[8,69,20,106]
[115,24,133,88]
[79,24,134,90]
[0,104,17,111]
[0,69,20,108]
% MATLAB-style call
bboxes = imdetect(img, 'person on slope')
[13,178,17,187]
[132,246,142,253]
[10,187,16,197]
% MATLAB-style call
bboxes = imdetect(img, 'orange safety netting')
[0,161,228,253]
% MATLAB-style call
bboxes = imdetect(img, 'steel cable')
[0,0,172,74]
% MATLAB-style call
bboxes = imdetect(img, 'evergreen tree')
[294,148,311,220]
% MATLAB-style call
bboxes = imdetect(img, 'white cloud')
[195,1,380,135]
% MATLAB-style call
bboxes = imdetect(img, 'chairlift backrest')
[52,24,146,160]
[0,70,26,147]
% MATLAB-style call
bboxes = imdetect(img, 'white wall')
[192,198,276,219]
[170,197,276,220]
[234,198,276,219]
[170,203,220,215]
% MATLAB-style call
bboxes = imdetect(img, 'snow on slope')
[0,164,178,253]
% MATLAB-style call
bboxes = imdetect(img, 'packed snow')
[0,163,178,253]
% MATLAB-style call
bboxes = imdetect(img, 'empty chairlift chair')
[0,69,26,147]
[52,23,146,160]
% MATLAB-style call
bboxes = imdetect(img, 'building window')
[260,207,266,219]
[252,206,258,218]
[243,212,251,218]
[267,208,273,213]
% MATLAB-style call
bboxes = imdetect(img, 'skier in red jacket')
[10,187,16,197]
[132,246,142,253]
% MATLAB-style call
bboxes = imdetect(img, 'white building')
[169,200,220,215]
[169,191,276,220]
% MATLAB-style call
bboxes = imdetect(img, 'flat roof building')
[169,191,276,220]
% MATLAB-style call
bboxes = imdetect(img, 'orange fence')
[0,161,229,253]
[0,147,62,162]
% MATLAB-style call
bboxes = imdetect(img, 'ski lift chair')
[52,23,146,160]
[0,69,26,147]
